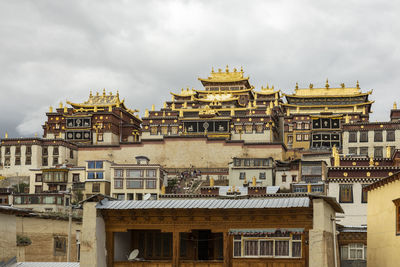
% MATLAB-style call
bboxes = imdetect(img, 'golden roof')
[170,88,196,97]
[284,81,372,98]
[67,89,137,113]
[256,85,280,95]
[198,66,249,83]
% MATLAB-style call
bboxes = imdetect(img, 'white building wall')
[328,182,367,226]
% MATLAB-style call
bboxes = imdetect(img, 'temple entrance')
[180,229,223,261]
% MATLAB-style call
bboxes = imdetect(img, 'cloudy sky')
[1,0,400,137]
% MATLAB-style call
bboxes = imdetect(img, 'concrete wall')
[367,179,400,267]
[0,213,16,262]
[77,139,285,169]
[228,168,274,187]
[80,202,106,267]
[309,198,337,267]
[328,182,367,226]
[16,216,81,262]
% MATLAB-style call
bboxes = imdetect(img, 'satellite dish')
[143,193,151,201]
[128,249,139,261]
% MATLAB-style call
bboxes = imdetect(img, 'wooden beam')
[172,229,180,267]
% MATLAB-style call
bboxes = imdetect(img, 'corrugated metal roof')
[16,263,79,267]
[96,197,310,210]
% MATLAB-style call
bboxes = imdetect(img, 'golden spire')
[369,157,374,166]
[325,79,329,89]
[240,66,243,72]
[211,67,214,73]
[151,104,155,111]
[226,65,229,73]
[102,88,106,97]
[274,99,278,106]
[394,102,397,109]
[386,146,392,158]
[171,103,175,110]
[252,176,256,186]
[59,102,63,108]
[230,109,235,116]
[295,82,299,90]
[309,83,313,89]
[89,91,93,97]
[96,91,99,96]
[34,132,38,137]
[171,95,174,101]
[233,67,237,72]
[356,80,360,89]
[345,114,350,123]
[332,145,340,167]
[183,101,187,108]
[63,106,67,113]
[210,177,214,187]
[269,101,273,109]
[253,100,257,107]
[179,110,183,117]
[5,132,8,139]
[49,106,53,113]
[145,109,149,117]
[108,106,112,112]
[341,83,345,88]
[163,102,167,109]
[116,90,119,98]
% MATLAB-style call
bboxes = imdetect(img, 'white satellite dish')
[143,193,151,201]
[127,249,139,261]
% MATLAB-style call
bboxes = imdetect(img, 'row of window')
[349,130,396,143]
[233,159,271,167]
[339,184,368,203]
[239,172,267,180]
[287,122,310,132]
[35,173,80,183]
[114,169,157,178]
[233,235,302,258]
[348,146,395,157]
[4,146,32,155]
[114,179,157,189]
[14,195,64,205]
[287,134,310,143]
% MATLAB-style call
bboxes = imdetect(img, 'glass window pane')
[292,241,301,257]
[244,240,258,256]
[275,240,289,256]
[95,161,103,169]
[260,240,273,256]
[88,161,95,169]
[233,241,241,257]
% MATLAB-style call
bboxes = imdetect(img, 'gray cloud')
[1,0,399,137]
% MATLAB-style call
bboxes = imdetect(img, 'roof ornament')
[108,106,112,112]
[309,83,313,89]
[226,65,229,73]
[325,79,329,89]
[272,85,274,90]
[5,132,8,139]
[369,157,374,166]
[356,80,360,89]
[211,67,214,73]
[59,102,63,108]
[394,102,397,109]
[116,90,119,98]
[295,82,299,90]
[102,88,106,97]
[151,104,155,111]
[49,106,53,113]
[34,132,38,137]
[341,83,345,88]
[233,68,237,72]
[89,91,93,97]
[218,68,222,73]
[345,114,350,123]
[240,66,243,73]
[96,91,99,96]
[267,83,269,89]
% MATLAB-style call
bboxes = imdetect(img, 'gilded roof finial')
[341,83,345,88]
[64,106,67,113]
[309,83,313,89]
[59,102,63,108]
[218,68,222,73]
[96,91,99,96]
[266,83,269,89]
[356,80,360,89]
[89,91,93,97]
[233,68,237,72]
[145,109,149,117]
[345,114,350,123]
[151,104,155,111]
[369,157,374,166]
[240,66,243,72]
[394,102,397,109]
[109,92,112,96]
[116,90,119,98]
[163,102,167,109]
[102,88,106,97]
[34,132,38,137]
[325,79,329,89]
[5,132,8,139]
[272,85,274,90]
[226,65,229,73]
[49,106,53,113]
[211,67,214,73]
[295,82,299,90]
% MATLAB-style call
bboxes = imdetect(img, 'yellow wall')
[77,138,285,168]
[367,179,400,267]
[0,213,16,262]
[16,216,82,262]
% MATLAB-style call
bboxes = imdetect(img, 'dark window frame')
[339,184,354,203]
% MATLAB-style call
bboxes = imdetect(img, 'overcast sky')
[1,0,400,137]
